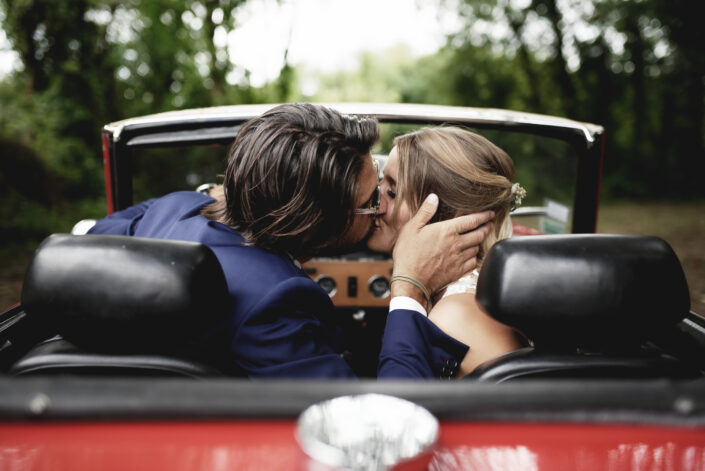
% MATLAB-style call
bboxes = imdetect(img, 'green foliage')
[1,0,703,250]
[445,0,705,198]
[131,145,226,202]
[306,0,704,199]
[306,45,416,103]
[0,0,290,246]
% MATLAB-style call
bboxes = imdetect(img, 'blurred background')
[0,0,703,312]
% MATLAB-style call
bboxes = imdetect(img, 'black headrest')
[476,235,690,351]
[21,234,230,353]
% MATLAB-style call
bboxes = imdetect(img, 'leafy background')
[0,0,703,312]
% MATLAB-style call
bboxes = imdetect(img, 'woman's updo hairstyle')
[394,126,516,263]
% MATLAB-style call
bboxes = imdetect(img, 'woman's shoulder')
[430,292,480,325]
[431,288,509,339]
[433,292,475,309]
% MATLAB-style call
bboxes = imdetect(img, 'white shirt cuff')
[389,296,427,317]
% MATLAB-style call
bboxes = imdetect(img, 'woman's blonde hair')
[394,126,516,263]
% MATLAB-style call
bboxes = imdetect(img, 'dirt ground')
[596,200,705,315]
[2,200,704,314]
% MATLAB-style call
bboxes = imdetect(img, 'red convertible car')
[1,104,703,470]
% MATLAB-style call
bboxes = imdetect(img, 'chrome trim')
[104,103,603,147]
[368,275,391,299]
[512,206,548,217]
[314,274,337,298]
[195,183,217,196]
[683,318,705,338]
[71,219,97,235]
[104,104,271,141]
[296,394,438,469]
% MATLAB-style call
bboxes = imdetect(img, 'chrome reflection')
[368,275,390,299]
[296,393,438,470]
[315,275,337,297]
[430,446,538,471]
[71,219,97,235]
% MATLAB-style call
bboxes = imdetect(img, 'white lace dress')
[441,269,480,298]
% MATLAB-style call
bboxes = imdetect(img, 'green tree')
[0,0,270,243]
[0,0,118,198]
[446,0,704,198]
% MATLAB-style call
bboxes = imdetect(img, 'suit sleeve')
[226,276,358,379]
[224,275,468,379]
[87,199,158,235]
[378,309,469,379]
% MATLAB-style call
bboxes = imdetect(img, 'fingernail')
[426,193,438,204]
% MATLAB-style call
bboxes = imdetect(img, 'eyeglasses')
[353,159,381,216]
[353,185,380,215]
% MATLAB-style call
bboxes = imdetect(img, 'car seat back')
[468,234,696,381]
[13,233,240,377]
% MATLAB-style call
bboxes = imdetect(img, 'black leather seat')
[11,336,224,377]
[466,234,696,382]
[12,233,240,377]
[468,347,697,382]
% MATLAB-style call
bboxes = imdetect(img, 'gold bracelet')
[390,274,431,309]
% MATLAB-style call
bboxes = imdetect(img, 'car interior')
[1,107,703,382]
[3,230,702,381]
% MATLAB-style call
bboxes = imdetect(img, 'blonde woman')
[368,126,529,378]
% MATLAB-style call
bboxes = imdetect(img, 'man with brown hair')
[89,104,492,378]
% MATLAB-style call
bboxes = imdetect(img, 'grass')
[1,200,704,313]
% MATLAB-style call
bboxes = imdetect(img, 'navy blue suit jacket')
[89,192,468,378]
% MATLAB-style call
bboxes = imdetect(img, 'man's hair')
[202,103,379,259]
